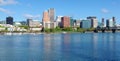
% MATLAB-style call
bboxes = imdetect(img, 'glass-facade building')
[106,19,114,28]
[70,17,74,27]
[6,16,13,25]
[81,20,91,29]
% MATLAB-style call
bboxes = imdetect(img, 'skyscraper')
[6,16,13,25]
[42,11,50,23]
[61,16,70,28]
[112,17,116,26]
[101,18,105,27]
[87,16,98,28]
[106,19,114,28]
[70,17,74,27]
[48,8,55,22]
[56,16,63,27]
[81,20,91,29]
[27,19,32,26]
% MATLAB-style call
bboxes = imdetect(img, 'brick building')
[61,16,70,28]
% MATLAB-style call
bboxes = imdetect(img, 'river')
[0,32,120,61]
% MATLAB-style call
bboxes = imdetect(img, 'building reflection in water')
[0,35,14,61]
[43,34,62,61]
[62,33,73,60]
[92,33,98,60]
[106,33,116,60]
[63,34,71,46]
[0,33,119,61]
[94,33,116,61]
[28,34,44,61]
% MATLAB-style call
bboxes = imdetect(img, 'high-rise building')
[106,19,114,28]
[48,8,55,22]
[101,18,105,27]
[6,16,13,25]
[81,20,91,29]
[42,8,56,29]
[102,18,104,25]
[70,17,74,27]
[74,20,81,27]
[112,17,115,22]
[56,16,62,22]
[61,16,70,28]
[27,19,32,26]
[56,16,63,27]
[112,17,116,26]
[106,17,116,28]
[87,16,98,28]
[42,11,50,23]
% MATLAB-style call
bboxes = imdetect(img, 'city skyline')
[0,0,120,23]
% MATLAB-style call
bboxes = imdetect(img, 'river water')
[0,32,120,61]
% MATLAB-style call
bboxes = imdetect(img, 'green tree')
[18,25,29,29]
[55,26,61,32]
[44,28,50,33]
[77,27,86,32]
[63,27,73,31]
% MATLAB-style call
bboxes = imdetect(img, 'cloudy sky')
[0,0,120,23]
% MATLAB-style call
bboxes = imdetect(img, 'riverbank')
[0,31,119,35]
[0,31,83,35]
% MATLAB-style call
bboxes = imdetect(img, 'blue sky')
[0,0,120,23]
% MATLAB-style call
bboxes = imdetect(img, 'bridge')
[94,27,119,33]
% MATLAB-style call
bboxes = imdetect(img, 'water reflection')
[0,33,119,61]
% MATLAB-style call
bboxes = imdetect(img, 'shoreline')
[0,31,119,35]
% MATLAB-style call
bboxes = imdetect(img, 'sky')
[0,0,120,23]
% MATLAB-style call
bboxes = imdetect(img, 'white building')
[14,22,22,26]
[43,22,57,29]
[27,19,41,27]
[73,20,81,27]
[92,19,98,28]
[87,16,98,28]
[56,16,63,27]
[106,19,114,27]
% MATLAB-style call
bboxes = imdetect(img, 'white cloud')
[101,8,109,13]
[23,14,40,19]
[0,7,11,14]
[0,0,18,6]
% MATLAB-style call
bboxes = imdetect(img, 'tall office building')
[42,11,50,23]
[42,8,56,29]
[106,19,114,28]
[112,17,116,26]
[101,18,105,27]
[6,16,13,25]
[27,19,32,26]
[112,17,115,22]
[74,20,81,27]
[56,16,63,27]
[48,8,55,22]
[106,17,116,28]
[81,20,91,29]
[70,17,74,27]
[87,16,98,28]
[56,16,62,22]
[61,16,70,28]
